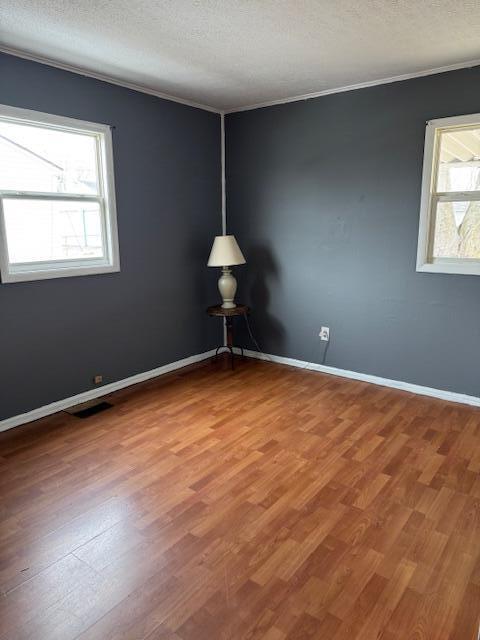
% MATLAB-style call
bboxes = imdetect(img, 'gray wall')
[0,52,221,421]
[226,67,480,397]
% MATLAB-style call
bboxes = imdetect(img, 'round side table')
[207,304,250,370]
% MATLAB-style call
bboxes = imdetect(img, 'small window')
[417,113,480,276]
[0,104,120,283]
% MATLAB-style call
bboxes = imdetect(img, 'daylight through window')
[0,105,119,282]
[417,113,480,276]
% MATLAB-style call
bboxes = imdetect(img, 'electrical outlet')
[319,326,330,341]
[93,375,103,385]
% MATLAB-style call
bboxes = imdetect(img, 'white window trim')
[417,112,480,276]
[0,104,120,283]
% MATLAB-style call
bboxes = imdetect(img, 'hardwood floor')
[0,358,479,639]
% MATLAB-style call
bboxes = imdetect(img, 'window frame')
[0,104,120,283]
[417,112,480,276]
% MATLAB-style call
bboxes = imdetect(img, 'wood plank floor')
[0,358,479,639]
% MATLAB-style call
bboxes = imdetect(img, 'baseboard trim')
[0,350,216,433]
[3,347,478,433]
[237,348,480,408]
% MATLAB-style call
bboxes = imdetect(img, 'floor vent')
[65,400,113,419]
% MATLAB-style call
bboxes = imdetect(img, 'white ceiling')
[1,1,480,112]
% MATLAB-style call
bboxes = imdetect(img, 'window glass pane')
[0,121,99,194]
[433,200,480,259]
[436,127,480,192]
[3,199,104,264]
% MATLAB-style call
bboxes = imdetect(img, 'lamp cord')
[242,313,273,362]
[242,312,330,368]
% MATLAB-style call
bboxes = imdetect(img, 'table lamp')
[207,235,246,308]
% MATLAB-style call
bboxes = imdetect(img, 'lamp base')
[218,267,237,308]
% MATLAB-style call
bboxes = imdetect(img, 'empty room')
[1,1,480,638]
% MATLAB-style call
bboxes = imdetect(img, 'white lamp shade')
[207,235,246,267]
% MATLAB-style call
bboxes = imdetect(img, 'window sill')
[416,261,480,276]
[1,263,120,284]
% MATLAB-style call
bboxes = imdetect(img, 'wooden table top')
[207,304,250,317]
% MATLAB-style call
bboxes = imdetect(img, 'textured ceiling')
[1,1,480,111]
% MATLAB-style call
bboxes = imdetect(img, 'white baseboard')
[236,348,480,408]
[3,346,479,434]
[0,350,216,433]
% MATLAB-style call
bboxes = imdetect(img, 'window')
[0,104,120,283]
[417,113,480,276]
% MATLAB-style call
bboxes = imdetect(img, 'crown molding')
[0,45,222,114]
[3,45,480,116]
[225,58,480,114]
